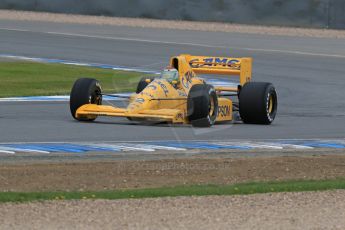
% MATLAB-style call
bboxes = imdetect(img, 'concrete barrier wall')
[1,0,344,29]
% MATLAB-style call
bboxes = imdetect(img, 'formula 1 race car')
[70,54,277,127]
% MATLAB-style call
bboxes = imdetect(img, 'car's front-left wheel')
[136,76,155,94]
[70,78,102,121]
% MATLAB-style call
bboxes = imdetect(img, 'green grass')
[0,61,147,97]
[1,179,345,203]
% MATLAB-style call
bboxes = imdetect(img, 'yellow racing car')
[70,54,277,127]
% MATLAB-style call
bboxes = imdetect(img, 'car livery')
[70,54,278,127]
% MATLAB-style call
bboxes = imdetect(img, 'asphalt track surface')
[0,19,345,143]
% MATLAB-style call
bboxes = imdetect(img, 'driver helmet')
[161,67,179,83]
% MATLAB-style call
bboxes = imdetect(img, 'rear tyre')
[187,84,218,127]
[239,82,277,124]
[136,76,155,94]
[70,78,102,121]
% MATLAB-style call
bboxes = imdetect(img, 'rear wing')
[180,54,252,86]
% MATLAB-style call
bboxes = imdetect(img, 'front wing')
[76,97,232,124]
[76,104,186,123]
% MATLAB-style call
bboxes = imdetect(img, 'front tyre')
[70,78,102,121]
[187,84,218,127]
[136,76,155,94]
[239,82,277,124]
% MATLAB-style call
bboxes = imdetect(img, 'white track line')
[0,149,15,154]
[236,142,284,150]
[1,27,345,59]
[0,96,68,102]
[12,149,50,154]
[279,144,314,149]
[87,144,122,152]
[263,143,314,149]
[0,146,50,154]
[136,144,186,151]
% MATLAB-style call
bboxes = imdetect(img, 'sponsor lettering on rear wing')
[182,54,252,86]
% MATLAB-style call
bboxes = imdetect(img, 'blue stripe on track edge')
[0,140,345,154]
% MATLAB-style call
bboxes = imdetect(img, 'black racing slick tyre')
[136,76,155,94]
[70,78,102,121]
[239,82,277,124]
[187,84,218,127]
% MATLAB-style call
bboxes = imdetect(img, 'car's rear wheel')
[70,78,102,121]
[136,76,155,94]
[187,84,218,127]
[239,82,277,124]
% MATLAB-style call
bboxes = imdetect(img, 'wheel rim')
[268,94,273,114]
[267,91,277,121]
[90,89,102,105]
[209,96,215,116]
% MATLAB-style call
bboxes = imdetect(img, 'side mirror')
[171,80,178,85]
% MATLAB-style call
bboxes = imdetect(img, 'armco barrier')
[1,0,344,29]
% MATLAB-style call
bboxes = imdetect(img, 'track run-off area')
[0,17,345,154]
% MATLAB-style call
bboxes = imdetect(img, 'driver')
[160,67,179,85]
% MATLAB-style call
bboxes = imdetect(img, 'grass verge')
[1,179,345,203]
[0,61,148,97]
